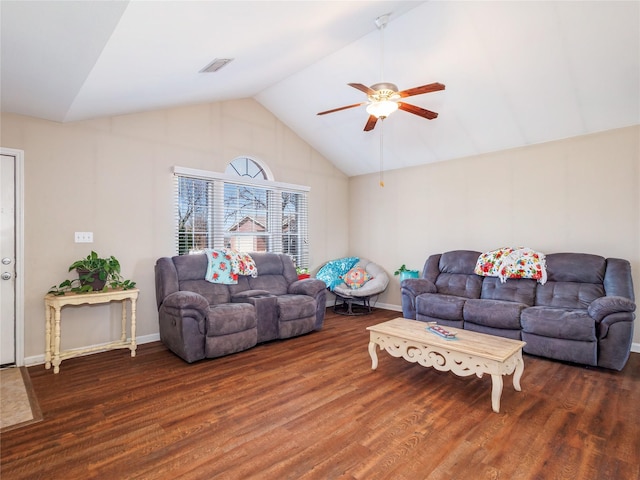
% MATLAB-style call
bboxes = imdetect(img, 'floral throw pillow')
[341,266,372,289]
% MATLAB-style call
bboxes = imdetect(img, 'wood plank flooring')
[2,308,639,479]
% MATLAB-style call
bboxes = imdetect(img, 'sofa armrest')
[162,290,210,314]
[158,290,209,363]
[400,278,437,297]
[289,278,326,297]
[588,296,636,322]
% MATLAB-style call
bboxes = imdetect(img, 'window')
[174,161,309,269]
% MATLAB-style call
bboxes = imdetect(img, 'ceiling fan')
[317,14,445,132]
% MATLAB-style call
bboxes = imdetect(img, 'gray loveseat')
[401,250,636,370]
[155,252,327,363]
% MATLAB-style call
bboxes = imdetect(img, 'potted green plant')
[394,264,420,281]
[48,251,136,295]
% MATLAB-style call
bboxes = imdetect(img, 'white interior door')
[0,153,16,365]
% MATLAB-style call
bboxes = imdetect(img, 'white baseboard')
[24,333,161,367]
[632,342,640,354]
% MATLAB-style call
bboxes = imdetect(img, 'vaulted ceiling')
[1,1,638,177]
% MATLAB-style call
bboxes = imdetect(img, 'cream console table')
[367,318,525,413]
[44,288,139,374]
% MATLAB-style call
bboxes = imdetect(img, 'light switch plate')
[74,232,93,243]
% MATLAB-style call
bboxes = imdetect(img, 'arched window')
[174,158,309,269]
[225,156,270,180]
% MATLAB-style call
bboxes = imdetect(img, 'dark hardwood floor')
[2,308,639,479]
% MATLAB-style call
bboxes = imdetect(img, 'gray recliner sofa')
[401,250,636,370]
[155,252,327,363]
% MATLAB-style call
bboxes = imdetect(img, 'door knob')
[1,272,11,280]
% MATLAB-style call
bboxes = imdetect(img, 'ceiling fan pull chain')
[379,120,385,187]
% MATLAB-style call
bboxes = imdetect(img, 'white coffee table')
[367,318,526,413]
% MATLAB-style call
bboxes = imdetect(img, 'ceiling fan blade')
[398,102,439,120]
[317,102,366,116]
[349,83,377,96]
[364,115,378,131]
[397,82,445,98]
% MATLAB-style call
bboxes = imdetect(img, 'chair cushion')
[521,306,596,342]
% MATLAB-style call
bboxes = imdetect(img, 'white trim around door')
[1,147,25,366]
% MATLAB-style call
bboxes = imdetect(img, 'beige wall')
[1,99,350,360]
[349,125,640,344]
[2,101,638,361]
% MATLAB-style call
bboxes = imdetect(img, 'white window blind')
[174,166,310,269]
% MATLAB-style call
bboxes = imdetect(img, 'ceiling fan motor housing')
[369,82,400,102]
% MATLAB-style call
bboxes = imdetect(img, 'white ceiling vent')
[199,58,234,73]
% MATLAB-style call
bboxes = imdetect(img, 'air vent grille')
[199,58,234,73]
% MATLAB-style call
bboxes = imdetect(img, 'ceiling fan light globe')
[366,100,398,119]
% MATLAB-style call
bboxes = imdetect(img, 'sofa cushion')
[206,329,257,359]
[207,303,256,336]
[416,293,467,321]
[277,294,317,322]
[545,253,606,283]
[247,275,290,296]
[181,279,231,306]
[480,277,536,305]
[521,306,596,342]
[464,323,522,340]
[435,273,482,299]
[522,333,597,366]
[463,299,526,329]
[439,250,482,274]
[535,281,604,309]
[278,316,316,339]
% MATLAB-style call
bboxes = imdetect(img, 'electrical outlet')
[74,232,93,243]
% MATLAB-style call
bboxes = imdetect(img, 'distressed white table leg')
[513,351,524,391]
[130,297,137,357]
[44,303,52,369]
[52,306,62,374]
[120,299,127,343]
[491,374,504,413]
[368,341,378,370]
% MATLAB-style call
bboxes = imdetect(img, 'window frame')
[173,165,310,269]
